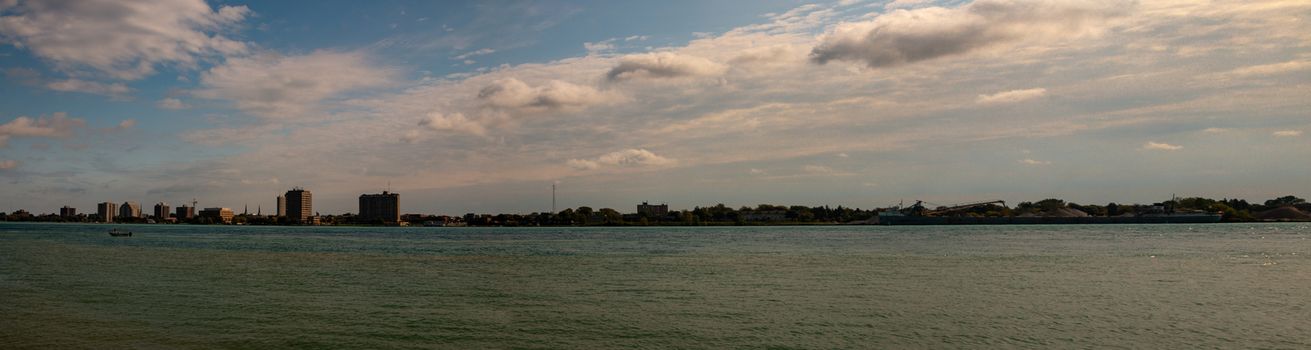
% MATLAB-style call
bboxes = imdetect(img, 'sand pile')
[1256,207,1311,221]
[1045,207,1090,217]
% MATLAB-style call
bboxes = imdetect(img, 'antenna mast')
[552,183,557,214]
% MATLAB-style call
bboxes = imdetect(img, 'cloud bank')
[811,0,1127,68]
[605,52,727,81]
[977,88,1047,104]
[478,78,619,112]
[0,112,85,147]
[0,0,250,79]
[569,149,675,170]
[1142,142,1182,151]
[194,51,397,120]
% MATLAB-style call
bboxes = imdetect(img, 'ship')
[108,228,133,237]
[875,199,1222,225]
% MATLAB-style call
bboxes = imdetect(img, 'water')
[2,222,1308,349]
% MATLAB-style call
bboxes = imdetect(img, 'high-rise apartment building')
[276,195,286,217]
[285,188,312,224]
[60,206,76,217]
[119,201,141,218]
[176,206,196,220]
[97,202,117,223]
[359,191,400,224]
[153,202,170,220]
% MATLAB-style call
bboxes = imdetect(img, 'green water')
[2,222,1309,349]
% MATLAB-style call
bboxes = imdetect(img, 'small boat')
[108,229,132,237]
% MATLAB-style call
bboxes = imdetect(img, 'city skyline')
[1,0,1309,214]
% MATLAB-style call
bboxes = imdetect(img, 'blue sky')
[1,0,1308,214]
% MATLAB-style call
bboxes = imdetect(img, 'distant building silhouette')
[176,205,196,220]
[153,202,170,220]
[97,202,117,223]
[60,206,76,218]
[119,201,141,218]
[276,195,286,218]
[637,202,668,217]
[359,191,400,224]
[285,188,312,224]
[199,207,234,224]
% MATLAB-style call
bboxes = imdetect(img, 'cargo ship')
[874,199,1222,225]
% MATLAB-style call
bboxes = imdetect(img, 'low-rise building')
[199,207,234,224]
[637,202,669,217]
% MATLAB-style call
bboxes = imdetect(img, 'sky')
[1,0,1308,215]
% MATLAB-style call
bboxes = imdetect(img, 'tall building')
[359,191,400,224]
[60,206,77,217]
[285,188,312,224]
[199,207,234,224]
[176,206,196,220]
[119,201,141,219]
[97,202,117,223]
[276,195,286,217]
[153,202,170,220]
[637,202,669,217]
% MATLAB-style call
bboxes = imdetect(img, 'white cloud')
[885,0,930,10]
[156,98,191,110]
[1273,130,1302,137]
[0,0,250,79]
[194,51,397,120]
[605,52,728,81]
[976,88,1047,105]
[567,159,600,170]
[569,149,674,171]
[0,159,16,170]
[45,79,132,97]
[584,39,616,55]
[0,112,86,147]
[625,35,649,41]
[729,45,807,68]
[1142,141,1182,151]
[452,48,495,60]
[1222,60,1311,78]
[1018,158,1051,165]
[117,119,137,130]
[418,112,486,137]
[1201,127,1227,133]
[811,0,1127,68]
[477,78,620,112]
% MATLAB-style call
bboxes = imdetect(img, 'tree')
[598,208,621,224]
[576,206,593,225]
[1264,195,1306,208]
[557,208,575,225]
